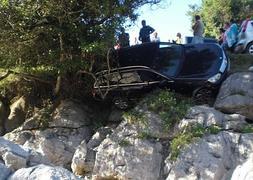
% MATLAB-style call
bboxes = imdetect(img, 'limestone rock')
[51,100,92,128]
[166,132,253,180]
[3,151,27,171]
[0,163,11,180]
[92,117,163,180]
[178,105,247,132]
[231,155,253,180]
[8,164,80,180]
[71,127,112,176]
[214,72,253,120]
[6,96,27,133]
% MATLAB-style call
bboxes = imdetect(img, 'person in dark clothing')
[138,20,155,43]
[118,27,130,47]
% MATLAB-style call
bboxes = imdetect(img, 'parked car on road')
[236,20,253,55]
[93,42,230,109]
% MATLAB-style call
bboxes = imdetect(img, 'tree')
[0,0,161,97]
[188,0,253,38]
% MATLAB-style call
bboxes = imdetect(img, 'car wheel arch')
[246,41,253,55]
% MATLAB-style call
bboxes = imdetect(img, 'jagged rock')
[166,132,253,180]
[8,164,80,180]
[71,141,89,176]
[4,100,92,169]
[0,163,11,179]
[178,105,224,129]
[4,130,33,145]
[231,155,253,180]
[20,127,91,169]
[214,72,253,120]
[92,116,163,180]
[51,100,92,128]
[0,137,30,159]
[0,137,49,171]
[71,127,112,176]
[178,106,247,131]
[6,96,27,132]
[3,151,27,171]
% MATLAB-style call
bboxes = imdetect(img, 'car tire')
[113,97,129,110]
[246,42,253,55]
[192,87,214,105]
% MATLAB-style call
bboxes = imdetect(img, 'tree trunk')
[54,31,65,96]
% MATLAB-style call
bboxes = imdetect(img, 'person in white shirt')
[151,32,160,42]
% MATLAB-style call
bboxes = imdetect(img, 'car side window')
[137,70,164,82]
[155,47,182,77]
[97,71,142,86]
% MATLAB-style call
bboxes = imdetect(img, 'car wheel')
[113,97,129,110]
[192,87,214,105]
[246,42,253,55]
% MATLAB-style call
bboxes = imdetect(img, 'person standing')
[175,32,182,44]
[138,20,155,43]
[151,32,160,42]
[191,15,204,43]
[118,27,130,47]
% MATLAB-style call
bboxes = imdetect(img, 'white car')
[236,20,253,55]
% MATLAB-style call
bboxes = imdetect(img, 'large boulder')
[0,137,48,171]
[5,96,27,133]
[179,105,248,132]
[92,109,164,180]
[71,127,112,176]
[166,132,253,180]
[231,155,253,180]
[165,105,253,180]
[51,100,92,128]
[8,164,80,180]
[0,163,11,179]
[214,72,253,120]
[4,100,93,169]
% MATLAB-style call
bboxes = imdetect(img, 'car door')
[137,69,174,91]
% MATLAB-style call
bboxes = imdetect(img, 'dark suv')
[93,42,230,109]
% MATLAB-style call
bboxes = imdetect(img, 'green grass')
[143,90,193,131]
[119,139,131,147]
[170,124,222,161]
[228,53,253,73]
[240,124,253,133]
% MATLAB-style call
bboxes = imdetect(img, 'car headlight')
[208,73,221,83]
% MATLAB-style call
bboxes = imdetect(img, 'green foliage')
[170,124,222,161]
[240,124,253,133]
[0,0,162,99]
[137,130,153,139]
[119,139,131,147]
[144,90,193,130]
[36,99,54,129]
[123,109,146,125]
[228,53,253,73]
[188,0,253,38]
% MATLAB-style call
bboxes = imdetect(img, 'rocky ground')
[0,71,253,180]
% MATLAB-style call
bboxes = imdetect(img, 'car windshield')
[178,44,222,77]
[154,43,183,77]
